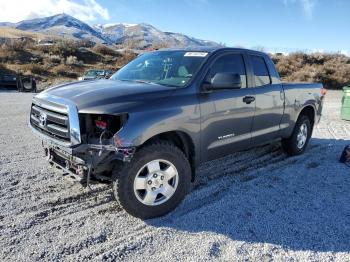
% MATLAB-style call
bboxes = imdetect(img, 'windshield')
[111,51,208,87]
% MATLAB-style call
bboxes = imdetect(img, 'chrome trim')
[32,105,68,125]
[29,124,72,148]
[32,93,81,146]
[47,124,68,133]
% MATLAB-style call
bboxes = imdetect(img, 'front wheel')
[112,142,191,219]
[282,115,312,156]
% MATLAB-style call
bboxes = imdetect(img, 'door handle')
[243,96,255,104]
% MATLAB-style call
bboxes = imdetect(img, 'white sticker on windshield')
[184,52,208,57]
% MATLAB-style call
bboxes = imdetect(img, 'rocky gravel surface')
[0,90,349,261]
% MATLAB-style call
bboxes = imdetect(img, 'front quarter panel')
[115,89,201,164]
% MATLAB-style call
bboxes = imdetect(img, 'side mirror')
[210,73,242,90]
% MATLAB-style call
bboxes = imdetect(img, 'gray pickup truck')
[30,47,325,218]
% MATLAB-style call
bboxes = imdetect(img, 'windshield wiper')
[132,80,157,85]
[117,79,178,88]
[155,82,178,88]
[134,80,179,88]
[118,79,157,85]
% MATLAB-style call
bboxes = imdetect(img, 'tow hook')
[65,160,70,170]
[44,147,52,161]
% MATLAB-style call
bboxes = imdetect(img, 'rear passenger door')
[248,54,284,145]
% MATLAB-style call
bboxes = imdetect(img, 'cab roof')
[158,47,265,55]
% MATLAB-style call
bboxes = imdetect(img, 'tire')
[22,79,32,92]
[282,115,312,156]
[112,141,191,219]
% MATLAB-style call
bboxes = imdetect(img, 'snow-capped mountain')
[0,14,109,43]
[94,23,218,47]
[0,14,220,48]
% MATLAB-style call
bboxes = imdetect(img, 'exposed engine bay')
[42,113,135,186]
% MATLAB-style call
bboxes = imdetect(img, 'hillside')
[0,39,136,90]
[0,27,50,41]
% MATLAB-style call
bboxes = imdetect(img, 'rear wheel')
[112,142,191,219]
[282,115,312,156]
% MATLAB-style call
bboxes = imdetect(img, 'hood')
[39,79,176,113]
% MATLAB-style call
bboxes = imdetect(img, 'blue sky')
[98,0,350,54]
[1,0,349,54]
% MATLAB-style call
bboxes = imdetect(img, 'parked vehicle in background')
[0,71,36,92]
[78,69,113,81]
[0,71,17,87]
[29,47,325,219]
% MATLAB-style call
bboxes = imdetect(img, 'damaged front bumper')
[42,139,135,184]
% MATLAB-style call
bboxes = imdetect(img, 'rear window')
[251,56,271,87]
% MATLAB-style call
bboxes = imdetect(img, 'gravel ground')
[0,90,349,261]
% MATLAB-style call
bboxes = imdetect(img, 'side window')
[209,54,247,88]
[251,55,271,87]
[265,57,281,84]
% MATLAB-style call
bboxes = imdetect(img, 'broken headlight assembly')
[79,113,128,145]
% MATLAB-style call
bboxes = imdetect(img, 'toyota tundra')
[29,48,325,219]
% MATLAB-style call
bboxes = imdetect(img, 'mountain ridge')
[0,14,220,48]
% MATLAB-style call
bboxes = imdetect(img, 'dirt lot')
[0,90,349,261]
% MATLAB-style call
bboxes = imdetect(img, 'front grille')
[30,103,70,142]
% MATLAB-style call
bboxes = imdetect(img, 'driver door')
[199,52,256,162]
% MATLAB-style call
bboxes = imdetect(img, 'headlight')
[79,113,128,143]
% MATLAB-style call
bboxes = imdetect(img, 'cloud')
[283,0,317,19]
[0,0,110,23]
[300,0,316,18]
[340,50,349,57]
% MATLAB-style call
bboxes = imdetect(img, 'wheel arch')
[142,130,197,181]
[298,105,316,132]
[281,103,317,139]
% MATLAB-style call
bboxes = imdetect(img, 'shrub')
[48,40,79,58]
[23,64,47,75]
[51,64,78,78]
[33,44,51,54]
[76,39,95,48]
[49,55,62,64]
[75,48,102,64]
[0,63,7,71]
[1,40,25,52]
[92,44,118,56]
[66,55,79,65]
[271,52,350,89]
